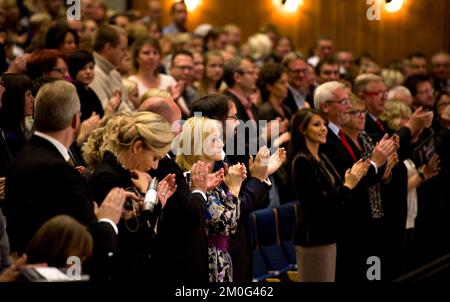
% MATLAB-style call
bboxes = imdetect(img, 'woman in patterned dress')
[176,117,246,282]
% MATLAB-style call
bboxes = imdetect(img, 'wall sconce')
[273,0,303,13]
[182,0,202,12]
[385,0,404,13]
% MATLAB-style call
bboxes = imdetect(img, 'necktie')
[67,148,76,166]
[339,130,357,162]
[375,119,385,133]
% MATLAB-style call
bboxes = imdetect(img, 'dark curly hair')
[256,62,285,102]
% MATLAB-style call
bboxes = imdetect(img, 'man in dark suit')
[281,51,311,113]
[169,49,200,118]
[4,81,128,280]
[315,81,399,281]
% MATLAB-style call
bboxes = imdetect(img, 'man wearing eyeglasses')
[355,73,432,160]
[282,52,311,113]
[431,51,450,93]
[404,74,435,111]
[169,50,199,118]
[315,81,396,280]
[223,57,259,124]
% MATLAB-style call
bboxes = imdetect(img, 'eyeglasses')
[321,70,340,76]
[288,68,307,75]
[226,114,239,121]
[438,101,450,108]
[173,65,193,71]
[364,90,387,98]
[416,88,434,95]
[348,110,367,117]
[52,67,68,74]
[325,98,351,106]
[239,70,257,76]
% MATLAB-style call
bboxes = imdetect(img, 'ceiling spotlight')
[385,0,404,13]
[279,0,303,13]
[183,0,202,12]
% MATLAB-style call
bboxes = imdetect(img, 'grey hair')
[387,85,412,101]
[34,81,80,132]
[314,81,346,109]
[281,51,305,69]
[354,73,384,94]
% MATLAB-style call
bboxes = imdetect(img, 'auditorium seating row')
[249,201,300,282]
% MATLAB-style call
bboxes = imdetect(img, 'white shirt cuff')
[369,160,379,174]
[99,218,118,235]
[192,190,207,201]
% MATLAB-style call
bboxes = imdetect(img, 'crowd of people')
[0,0,449,282]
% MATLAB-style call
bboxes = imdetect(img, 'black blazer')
[319,129,380,185]
[4,135,117,279]
[365,114,412,160]
[291,150,353,247]
[229,176,270,282]
[319,129,358,178]
[74,81,104,121]
[88,151,156,281]
[149,154,209,283]
[0,129,12,177]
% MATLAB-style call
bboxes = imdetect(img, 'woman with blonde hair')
[381,69,405,90]
[176,117,246,282]
[82,113,128,169]
[87,111,177,281]
[122,78,139,109]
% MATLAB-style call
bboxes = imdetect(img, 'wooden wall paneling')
[131,0,450,66]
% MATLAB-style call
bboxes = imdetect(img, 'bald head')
[139,96,182,134]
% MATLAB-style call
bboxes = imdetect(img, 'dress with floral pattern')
[205,187,240,282]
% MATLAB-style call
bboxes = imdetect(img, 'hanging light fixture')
[182,0,202,12]
[273,0,303,13]
[385,0,404,13]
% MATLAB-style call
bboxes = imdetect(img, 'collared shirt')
[228,88,255,121]
[368,113,379,122]
[162,23,186,35]
[328,121,340,138]
[34,131,70,162]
